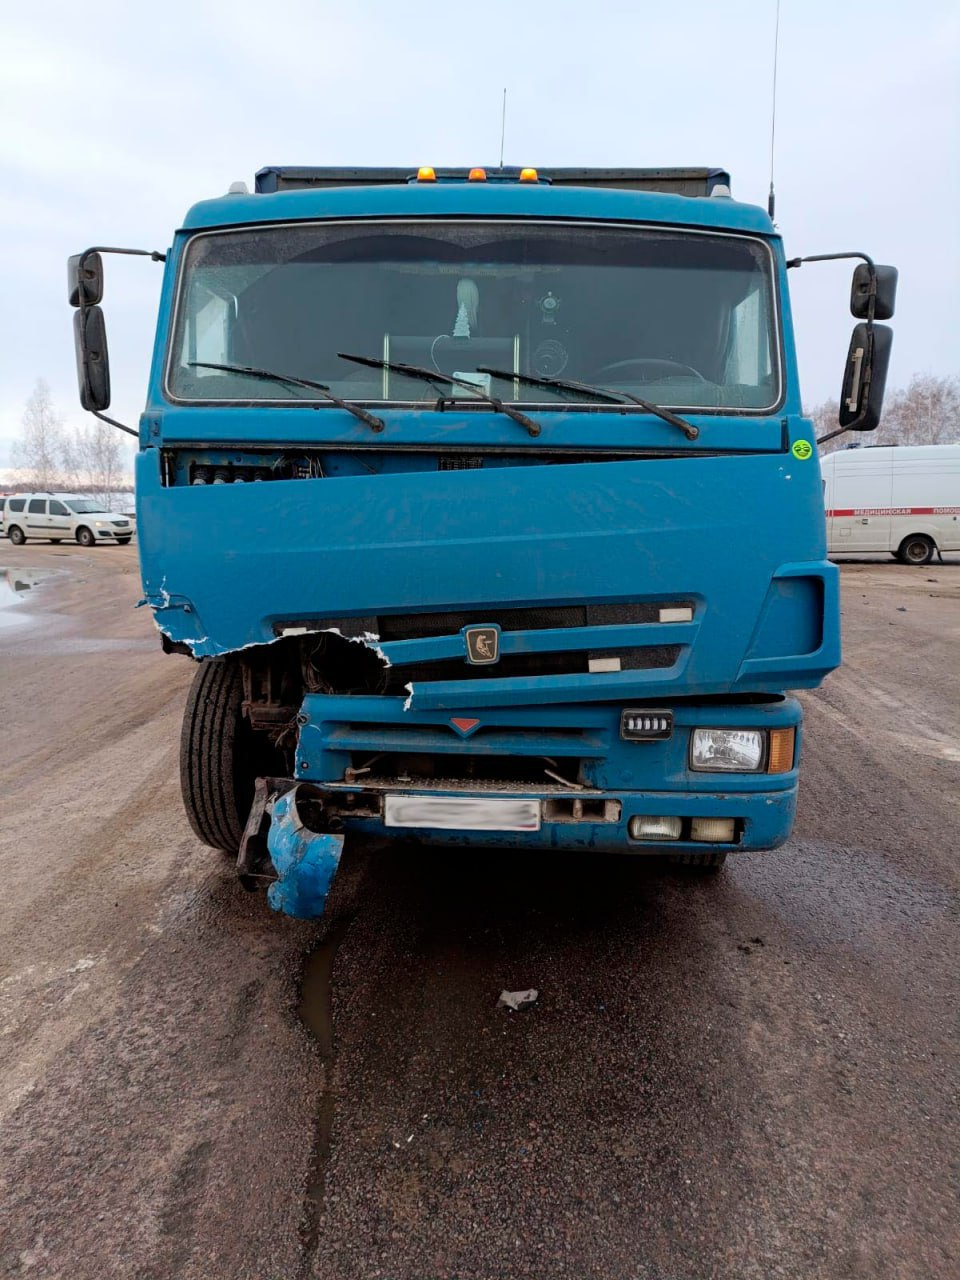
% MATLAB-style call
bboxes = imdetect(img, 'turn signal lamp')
[766,727,796,775]
[468,167,487,181]
[519,167,539,182]
[417,166,437,182]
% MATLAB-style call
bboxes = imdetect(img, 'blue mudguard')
[265,788,344,920]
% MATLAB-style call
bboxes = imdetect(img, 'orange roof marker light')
[519,168,539,183]
[416,166,437,182]
[468,168,487,181]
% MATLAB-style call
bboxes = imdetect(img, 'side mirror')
[838,322,892,431]
[67,252,104,307]
[850,263,898,321]
[73,306,111,411]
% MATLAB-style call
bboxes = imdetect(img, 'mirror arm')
[816,426,849,446]
[786,251,880,324]
[92,410,138,439]
[78,245,166,268]
[786,251,875,269]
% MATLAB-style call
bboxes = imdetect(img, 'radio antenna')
[499,88,507,169]
[768,0,782,220]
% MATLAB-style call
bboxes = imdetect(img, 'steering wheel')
[592,358,707,384]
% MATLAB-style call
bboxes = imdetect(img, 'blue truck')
[68,164,896,917]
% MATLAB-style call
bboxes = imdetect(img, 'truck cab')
[68,165,896,916]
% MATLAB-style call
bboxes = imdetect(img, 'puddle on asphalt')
[0,567,59,629]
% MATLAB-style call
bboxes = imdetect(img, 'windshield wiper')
[336,352,541,438]
[476,367,699,441]
[188,361,384,433]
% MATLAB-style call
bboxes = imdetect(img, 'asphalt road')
[0,544,957,1280]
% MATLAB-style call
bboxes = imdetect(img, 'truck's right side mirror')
[838,322,893,431]
[850,263,898,320]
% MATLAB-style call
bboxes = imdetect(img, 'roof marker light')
[468,168,487,181]
[519,168,539,183]
[417,166,437,182]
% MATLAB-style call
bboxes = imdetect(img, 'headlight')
[94,520,109,527]
[691,728,764,772]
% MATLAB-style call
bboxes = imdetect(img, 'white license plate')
[384,795,541,832]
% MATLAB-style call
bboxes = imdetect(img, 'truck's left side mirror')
[67,252,104,307]
[838,322,892,431]
[73,305,111,411]
[850,264,898,320]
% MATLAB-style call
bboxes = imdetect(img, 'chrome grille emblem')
[464,625,500,665]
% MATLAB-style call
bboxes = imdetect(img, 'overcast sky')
[1,0,957,469]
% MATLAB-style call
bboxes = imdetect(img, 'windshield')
[168,221,781,412]
[66,499,108,514]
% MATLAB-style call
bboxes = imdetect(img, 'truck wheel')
[8,525,25,545]
[76,526,95,548]
[180,657,256,854]
[673,852,727,872]
[897,534,934,565]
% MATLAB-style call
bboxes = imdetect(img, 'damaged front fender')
[240,783,345,920]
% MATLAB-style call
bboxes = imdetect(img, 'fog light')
[629,815,682,841]
[691,728,764,772]
[690,817,736,843]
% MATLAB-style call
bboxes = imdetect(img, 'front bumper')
[319,784,797,854]
[291,692,803,854]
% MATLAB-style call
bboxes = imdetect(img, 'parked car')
[821,444,960,564]
[0,493,135,546]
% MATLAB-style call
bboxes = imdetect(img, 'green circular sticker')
[791,439,813,461]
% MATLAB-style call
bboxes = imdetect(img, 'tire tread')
[180,658,246,853]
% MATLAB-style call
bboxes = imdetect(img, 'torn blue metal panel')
[135,447,838,690]
[265,788,344,920]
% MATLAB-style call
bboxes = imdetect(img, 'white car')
[821,444,960,565]
[1,493,135,547]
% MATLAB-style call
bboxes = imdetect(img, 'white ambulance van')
[821,444,960,564]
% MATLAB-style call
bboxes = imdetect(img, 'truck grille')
[384,645,680,692]
[276,600,695,696]
[377,601,691,640]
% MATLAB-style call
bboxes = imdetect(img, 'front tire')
[50,538,62,544]
[8,525,25,546]
[116,537,132,545]
[76,526,95,548]
[180,657,255,854]
[897,534,934,565]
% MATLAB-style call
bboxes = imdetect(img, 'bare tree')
[881,373,960,446]
[64,422,125,509]
[13,379,65,489]
[809,373,960,454]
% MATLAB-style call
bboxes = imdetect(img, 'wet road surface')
[0,545,957,1279]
